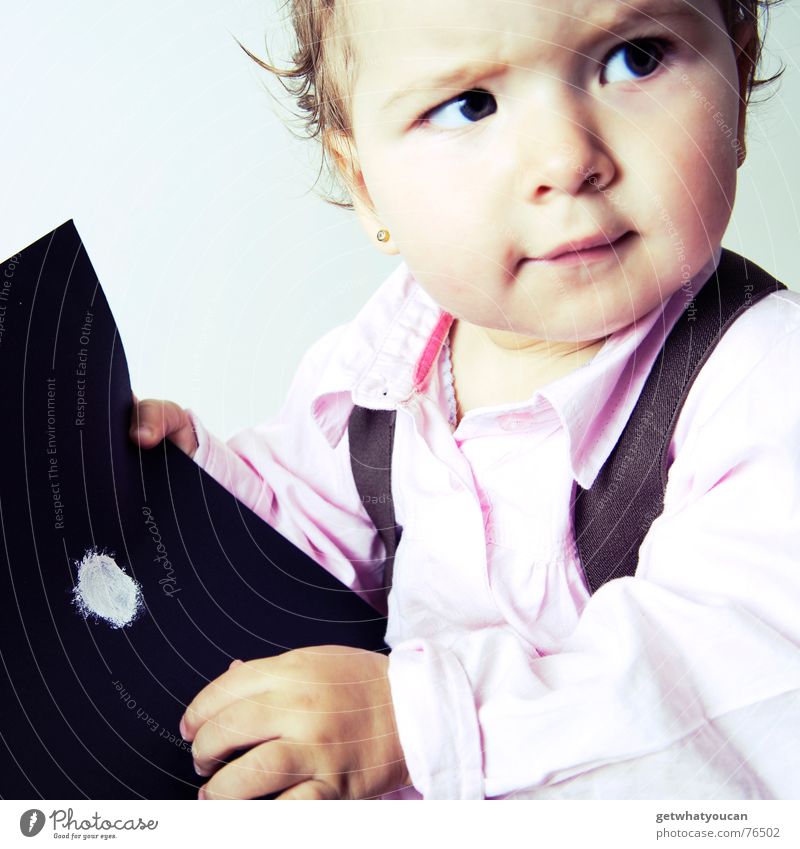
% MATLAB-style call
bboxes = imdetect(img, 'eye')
[601,37,673,84]
[420,88,497,130]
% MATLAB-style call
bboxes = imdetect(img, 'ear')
[325,130,400,255]
[731,18,757,168]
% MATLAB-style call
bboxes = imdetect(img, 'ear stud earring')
[376,229,390,243]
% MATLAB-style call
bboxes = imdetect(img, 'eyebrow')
[381,0,703,113]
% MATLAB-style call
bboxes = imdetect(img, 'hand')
[180,646,411,800]
[129,393,198,457]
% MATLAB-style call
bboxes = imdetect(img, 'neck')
[450,318,606,363]
[448,319,607,418]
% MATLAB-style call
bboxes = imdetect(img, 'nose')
[515,93,616,201]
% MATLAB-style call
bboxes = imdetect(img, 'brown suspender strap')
[348,248,787,597]
[347,406,402,596]
[573,248,787,593]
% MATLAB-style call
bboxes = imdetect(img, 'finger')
[275,780,339,800]
[200,739,315,800]
[130,399,197,455]
[181,659,278,742]
[191,692,284,778]
[135,399,194,451]
[129,399,178,444]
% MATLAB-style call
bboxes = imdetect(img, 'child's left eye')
[420,89,498,130]
[601,37,674,84]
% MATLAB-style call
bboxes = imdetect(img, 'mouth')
[528,231,634,266]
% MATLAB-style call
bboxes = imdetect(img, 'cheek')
[410,264,504,323]
[373,144,488,220]
[650,97,738,241]
[697,129,738,234]
[680,70,741,198]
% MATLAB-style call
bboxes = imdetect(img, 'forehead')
[346,0,718,84]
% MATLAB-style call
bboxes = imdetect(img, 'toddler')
[131,0,800,800]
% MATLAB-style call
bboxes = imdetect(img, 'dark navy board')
[0,221,389,800]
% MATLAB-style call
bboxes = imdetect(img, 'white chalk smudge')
[72,550,144,628]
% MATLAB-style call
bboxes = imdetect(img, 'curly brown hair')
[237,0,787,210]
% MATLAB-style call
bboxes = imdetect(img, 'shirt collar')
[309,245,723,490]
[310,260,452,443]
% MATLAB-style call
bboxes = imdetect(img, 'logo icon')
[19,809,46,837]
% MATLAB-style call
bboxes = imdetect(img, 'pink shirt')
[189,247,800,800]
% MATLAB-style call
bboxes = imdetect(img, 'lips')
[536,230,630,261]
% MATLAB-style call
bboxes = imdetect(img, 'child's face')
[337,0,755,344]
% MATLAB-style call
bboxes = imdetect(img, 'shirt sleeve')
[186,325,389,615]
[387,296,800,799]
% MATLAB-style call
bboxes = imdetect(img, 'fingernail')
[198,786,207,800]
[179,715,188,740]
[138,426,153,439]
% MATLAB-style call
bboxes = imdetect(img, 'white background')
[4,798,800,847]
[1,0,798,438]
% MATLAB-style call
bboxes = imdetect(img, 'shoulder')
[297,322,351,371]
[668,288,800,496]
[293,260,419,385]
[273,262,420,447]
[679,288,800,431]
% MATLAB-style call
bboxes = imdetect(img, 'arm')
[133,328,412,800]
[387,301,800,799]
[132,325,389,613]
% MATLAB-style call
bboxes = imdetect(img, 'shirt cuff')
[387,638,485,799]
[185,408,214,469]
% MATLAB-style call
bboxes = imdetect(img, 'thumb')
[131,399,198,457]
